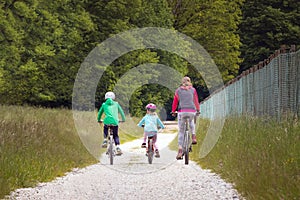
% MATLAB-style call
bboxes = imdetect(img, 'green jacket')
[97,98,125,125]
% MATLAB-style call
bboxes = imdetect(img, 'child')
[97,91,125,155]
[137,103,165,158]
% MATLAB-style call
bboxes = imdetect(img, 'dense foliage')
[238,0,300,72]
[168,0,243,83]
[1,0,298,116]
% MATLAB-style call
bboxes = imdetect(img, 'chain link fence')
[200,46,300,121]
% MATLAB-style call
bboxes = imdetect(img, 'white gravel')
[8,124,244,200]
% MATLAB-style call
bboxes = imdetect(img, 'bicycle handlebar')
[140,124,163,129]
[170,111,200,118]
[170,111,200,115]
[170,111,178,117]
[98,120,125,123]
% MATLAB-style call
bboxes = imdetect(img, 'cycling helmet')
[105,91,115,100]
[146,103,156,111]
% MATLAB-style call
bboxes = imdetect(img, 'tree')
[87,0,180,116]
[239,0,300,72]
[0,0,95,106]
[0,1,31,104]
[167,0,243,85]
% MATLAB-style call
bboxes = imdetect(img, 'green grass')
[187,116,300,200]
[3,104,299,199]
[0,105,138,199]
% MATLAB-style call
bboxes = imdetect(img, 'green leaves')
[2,0,296,117]
[0,0,96,107]
[239,0,300,71]
[168,0,243,83]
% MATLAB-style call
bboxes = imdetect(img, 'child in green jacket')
[97,92,125,155]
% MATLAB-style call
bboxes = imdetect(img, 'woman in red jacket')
[171,77,200,160]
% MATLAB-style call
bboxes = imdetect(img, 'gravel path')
[8,124,243,200]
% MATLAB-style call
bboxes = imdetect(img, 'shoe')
[101,139,107,148]
[192,134,197,145]
[116,147,122,155]
[145,147,148,156]
[176,148,183,160]
[141,143,146,148]
[155,150,160,158]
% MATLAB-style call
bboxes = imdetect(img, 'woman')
[171,76,200,160]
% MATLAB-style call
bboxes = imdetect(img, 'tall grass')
[0,105,99,198]
[190,116,300,200]
[0,105,141,199]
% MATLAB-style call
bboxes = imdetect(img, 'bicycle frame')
[106,125,116,165]
[146,134,156,164]
[171,111,197,165]
[99,120,124,165]
[182,116,192,165]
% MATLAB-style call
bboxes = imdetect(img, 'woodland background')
[1,0,299,116]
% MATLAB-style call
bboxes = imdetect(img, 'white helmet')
[105,91,115,100]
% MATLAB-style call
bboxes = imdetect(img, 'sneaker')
[176,148,183,160]
[141,143,146,148]
[145,148,149,156]
[101,139,107,148]
[116,147,122,155]
[192,134,197,145]
[155,149,160,158]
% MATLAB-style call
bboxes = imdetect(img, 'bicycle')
[171,111,199,165]
[146,132,156,164]
[141,125,161,164]
[99,121,123,165]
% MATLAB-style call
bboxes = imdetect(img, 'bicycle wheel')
[183,121,190,165]
[109,134,114,165]
[147,138,154,164]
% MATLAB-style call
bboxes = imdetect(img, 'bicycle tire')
[183,120,190,165]
[148,138,154,164]
[109,134,114,165]
[184,143,189,165]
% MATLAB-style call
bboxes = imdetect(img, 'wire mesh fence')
[200,46,300,121]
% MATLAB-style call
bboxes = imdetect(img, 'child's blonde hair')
[147,109,157,115]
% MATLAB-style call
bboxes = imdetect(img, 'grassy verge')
[188,116,299,200]
[0,105,138,199]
